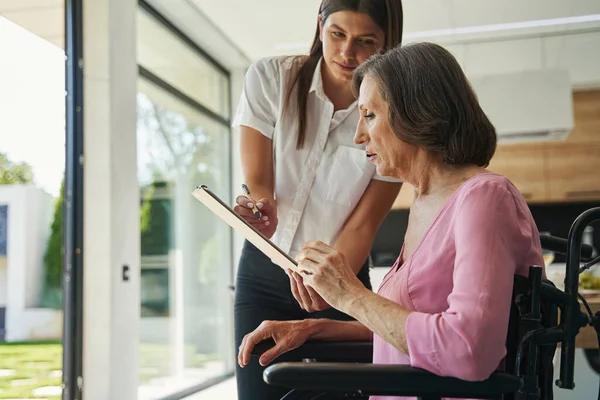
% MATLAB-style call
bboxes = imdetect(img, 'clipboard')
[191,185,299,273]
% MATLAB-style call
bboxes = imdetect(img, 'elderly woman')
[238,42,545,400]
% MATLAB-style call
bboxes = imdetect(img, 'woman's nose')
[354,121,368,145]
[340,40,356,60]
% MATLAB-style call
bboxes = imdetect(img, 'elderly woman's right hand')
[238,320,312,367]
[233,196,278,239]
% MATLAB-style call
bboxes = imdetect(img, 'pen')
[241,184,262,219]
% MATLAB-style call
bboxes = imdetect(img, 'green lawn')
[0,341,62,399]
[0,341,219,399]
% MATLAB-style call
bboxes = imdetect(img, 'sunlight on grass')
[0,341,219,398]
[0,341,62,399]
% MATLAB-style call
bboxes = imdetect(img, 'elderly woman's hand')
[238,320,312,367]
[295,241,366,311]
[288,269,332,312]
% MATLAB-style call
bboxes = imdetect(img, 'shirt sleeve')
[232,57,281,139]
[404,180,530,381]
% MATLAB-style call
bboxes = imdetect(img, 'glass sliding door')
[0,2,70,399]
[136,3,233,398]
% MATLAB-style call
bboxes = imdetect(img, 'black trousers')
[234,240,371,400]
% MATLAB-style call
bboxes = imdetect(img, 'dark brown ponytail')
[384,0,403,50]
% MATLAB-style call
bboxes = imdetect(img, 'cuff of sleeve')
[232,115,274,139]
[406,311,442,375]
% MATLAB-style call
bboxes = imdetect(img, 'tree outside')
[137,89,230,365]
[41,180,64,309]
[136,90,224,270]
[0,152,34,185]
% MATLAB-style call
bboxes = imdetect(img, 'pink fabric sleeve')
[405,181,527,381]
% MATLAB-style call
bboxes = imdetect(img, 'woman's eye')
[332,31,344,37]
[358,39,375,46]
[364,112,374,120]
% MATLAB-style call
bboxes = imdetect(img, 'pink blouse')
[372,173,545,400]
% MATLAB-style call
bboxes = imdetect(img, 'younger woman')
[232,1,404,398]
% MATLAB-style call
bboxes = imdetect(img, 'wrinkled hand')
[287,269,331,312]
[233,196,278,239]
[295,241,365,311]
[238,320,312,367]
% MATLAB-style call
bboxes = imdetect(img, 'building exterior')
[0,186,62,342]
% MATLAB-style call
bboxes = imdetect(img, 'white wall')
[24,185,54,307]
[444,31,600,90]
[0,184,59,341]
[10,308,63,342]
[0,184,54,308]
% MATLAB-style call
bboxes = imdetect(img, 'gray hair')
[352,42,497,167]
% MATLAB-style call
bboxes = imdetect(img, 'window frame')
[138,0,232,121]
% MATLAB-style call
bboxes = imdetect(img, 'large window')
[136,3,233,399]
[137,5,230,121]
[0,12,65,400]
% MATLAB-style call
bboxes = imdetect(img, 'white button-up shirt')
[233,56,400,257]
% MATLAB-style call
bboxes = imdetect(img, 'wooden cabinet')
[391,146,547,210]
[545,143,600,203]
[567,91,600,144]
[487,145,547,203]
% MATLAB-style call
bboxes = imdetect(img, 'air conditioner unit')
[469,69,574,144]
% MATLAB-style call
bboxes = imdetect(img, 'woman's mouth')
[336,62,356,72]
[366,152,377,162]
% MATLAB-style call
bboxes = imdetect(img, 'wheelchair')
[252,206,600,400]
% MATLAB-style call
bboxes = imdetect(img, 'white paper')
[191,186,299,273]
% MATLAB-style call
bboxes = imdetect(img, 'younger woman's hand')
[234,196,278,239]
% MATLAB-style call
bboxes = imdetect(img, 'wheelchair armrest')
[264,362,522,399]
[251,339,373,363]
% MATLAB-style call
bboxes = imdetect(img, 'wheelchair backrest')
[504,270,559,400]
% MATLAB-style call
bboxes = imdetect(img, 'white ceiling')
[0,0,63,48]
[3,0,599,61]
[190,0,600,59]
[2,0,599,87]
[189,0,321,59]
